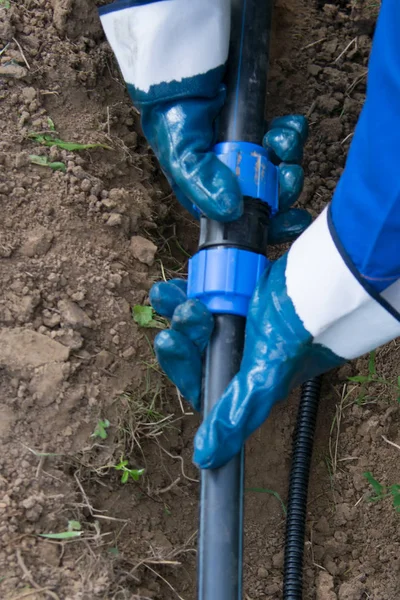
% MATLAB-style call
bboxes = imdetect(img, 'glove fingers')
[193,377,276,469]
[155,330,202,410]
[173,151,243,221]
[150,279,188,318]
[268,115,308,143]
[171,299,214,353]
[168,93,243,222]
[264,127,304,164]
[268,208,312,245]
[278,164,305,211]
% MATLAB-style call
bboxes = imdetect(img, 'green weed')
[29,154,66,172]
[114,459,144,484]
[364,471,400,514]
[91,419,110,440]
[0,0,11,8]
[348,351,400,405]
[132,305,167,329]
[39,520,83,539]
[28,131,111,151]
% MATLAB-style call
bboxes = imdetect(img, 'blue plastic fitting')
[188,247,268,317]
[188,141,277,316]
[214,141,279,214]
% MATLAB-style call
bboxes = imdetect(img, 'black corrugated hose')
[283,376,323,599]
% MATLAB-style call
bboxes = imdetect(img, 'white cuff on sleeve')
[100,0,230,94]
[285,207,400,359]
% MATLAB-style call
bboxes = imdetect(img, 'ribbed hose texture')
[283,376,323,600]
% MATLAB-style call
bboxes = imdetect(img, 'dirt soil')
[0,0,399,599]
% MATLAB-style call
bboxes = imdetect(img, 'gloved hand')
[99,2,309,238]
[142,109,311,243]
[150,251,345,470]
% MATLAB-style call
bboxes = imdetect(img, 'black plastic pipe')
[283,376,322,600]
[197,2,273,600]
[218,0,273,143]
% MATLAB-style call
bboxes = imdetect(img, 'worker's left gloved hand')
[99,2,310,241]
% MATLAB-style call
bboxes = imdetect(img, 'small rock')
[257,566,268,579]
[315,515,331,535]
[338,579,364,600]
[29,362,66,407]
[335,503,355,526]
[308,64,322,77]
[318,95,340,114]
[130,235,157,266]
[272,549,284,569]
[324,555,339,576]
[0,328,69,372]
[265,583,280,595]
[316,572,337,600]
[56,329,84,350]
[0,405,16,442]
[58,300,93,329]
[106,213,123,227]
[22,87,37,103]
[323,3,338,17]
[0,64,28,79]
[95,350,114,370]
[63,426,73,437]
[21,495,41,510]
[81,179,92,192]
[122,346,135,359]
[21,227,54,257]
[42,312,61,328]
[15,152,29,168]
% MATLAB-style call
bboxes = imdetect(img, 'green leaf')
[0,0,11,8]
[29,154,48,166]
[348,375,370,383]
[397,376,400,389]
[49,161,66,172]
[363,471,384,496]
[368,351,376,376]
[29,154,66,173]
[28,132,111,151]
[114,460,129,470]
[39,531,83,539]
[47,117,56,131]
[132,305,166,329]
[108,547,119,556]
[133,305,153,327]
[129,468,145,482]
[121,471,129,484]
[68,520,82,531]
[91,419,110,440]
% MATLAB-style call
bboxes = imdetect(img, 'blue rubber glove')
[150,254,344,469]
[142,108,311,243]
[99,2,310,239]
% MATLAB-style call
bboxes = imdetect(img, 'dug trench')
[0,0,399,599]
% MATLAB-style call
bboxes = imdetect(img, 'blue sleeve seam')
[99,0,169,17]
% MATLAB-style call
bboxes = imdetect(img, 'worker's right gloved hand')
[151,205,400,469]
[150,237,344,470]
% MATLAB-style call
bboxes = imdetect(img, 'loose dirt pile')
[0,0,398,599]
